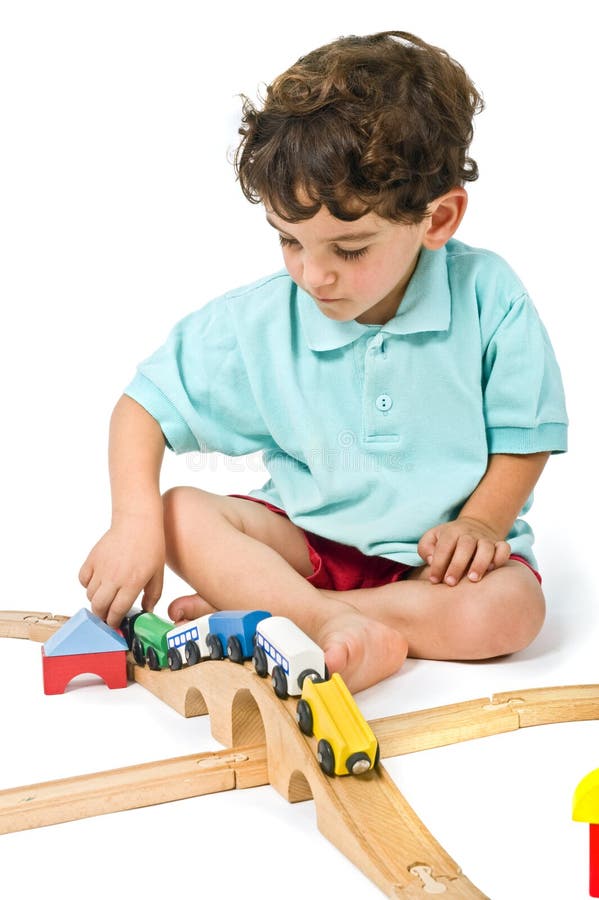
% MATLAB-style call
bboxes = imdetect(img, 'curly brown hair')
[234,30,484,224]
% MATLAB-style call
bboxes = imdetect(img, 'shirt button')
[375,394,393,411]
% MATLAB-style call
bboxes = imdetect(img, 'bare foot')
[312,601,408,694]
[166,592,407,693]
[167,592,217,623]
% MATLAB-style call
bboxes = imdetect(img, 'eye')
[335,246,369,261]
[278,234,369,262]
[278,235,299,249]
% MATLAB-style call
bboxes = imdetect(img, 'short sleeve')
[123,295,274,455]
[482,294,568,454]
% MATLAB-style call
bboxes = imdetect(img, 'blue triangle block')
[43,607,128,657]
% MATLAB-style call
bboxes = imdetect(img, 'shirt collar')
[297,244,451,351]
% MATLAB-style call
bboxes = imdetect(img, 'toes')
[167,605,187,623]
[167,593,210,622]
[323,639,350,676]
[321,622,408,693]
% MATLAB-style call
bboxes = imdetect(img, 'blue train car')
[207,610,271,663]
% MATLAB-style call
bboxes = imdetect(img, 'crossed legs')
[161,486,545,693]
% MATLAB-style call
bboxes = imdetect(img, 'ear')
[421,188,468,250]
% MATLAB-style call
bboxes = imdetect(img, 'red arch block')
[41,648,128,695]
[590,824,599,897]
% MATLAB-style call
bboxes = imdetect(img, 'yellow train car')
[296,672,379,776]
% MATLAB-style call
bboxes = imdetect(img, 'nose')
[302,254,336,293]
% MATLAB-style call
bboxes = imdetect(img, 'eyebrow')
[265,214,379,242]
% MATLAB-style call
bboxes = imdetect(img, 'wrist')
[111,495,163,527]
[456,512,504,539]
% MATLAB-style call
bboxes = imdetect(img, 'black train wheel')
[132,637,145,667]
[227,635,244,664]
[272,665,288,699]
[185,640,201,666]
[206,633,223,660]
[317,739,336,776]
[297,668,322,690]
[345,752,371,775]
[147,647,161,671]
[168,648,182,671]
[253,644,268,677]
[296,699,314,736]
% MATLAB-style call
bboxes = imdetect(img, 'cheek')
[351,259,387,293]
[282,250,300,279]
[377,252,412,287]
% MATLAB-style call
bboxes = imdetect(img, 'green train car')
[131,612,173,670]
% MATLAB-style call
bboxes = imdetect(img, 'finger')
[467,540,498,582]
[441,535,479,585]
[491,541,512,570]
[141,570,164,613]
[88,581,119,622]
[429,533,467,583]
[79,559,93,588]
[84,571,102,604]
[417,529,438,565]
[106,588,139,629]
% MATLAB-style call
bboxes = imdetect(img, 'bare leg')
[320,560,546,660]
[161,487,408,693]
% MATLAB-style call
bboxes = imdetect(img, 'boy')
[79,31,568,693]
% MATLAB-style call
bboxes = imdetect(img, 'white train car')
[253,615,326,698]
[166,614,212,669]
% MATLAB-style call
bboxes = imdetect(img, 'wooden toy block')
[592,825,599,898]
[573,768,599,896]
[41,607,128,694]
[43,607,128,656]
[41,648,128,695]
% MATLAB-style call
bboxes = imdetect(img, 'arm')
[418,451,550,586]
[79,394,167,627]
[459,452,550,537]
[109,393,165,521]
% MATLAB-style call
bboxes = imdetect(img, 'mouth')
[315,296,343,303]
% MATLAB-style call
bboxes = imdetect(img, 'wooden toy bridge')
[2,609,599,897]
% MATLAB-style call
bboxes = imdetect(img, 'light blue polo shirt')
[124,238,568,568]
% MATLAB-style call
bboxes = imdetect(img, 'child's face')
[265,201,430,325]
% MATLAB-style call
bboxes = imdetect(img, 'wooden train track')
[2,609,598,897]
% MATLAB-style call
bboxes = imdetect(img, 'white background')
[0,2,596,898]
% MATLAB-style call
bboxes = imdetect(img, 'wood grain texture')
[3,609,597,898]
[0,746,267,834]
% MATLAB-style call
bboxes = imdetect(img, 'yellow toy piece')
[573,768,599,822]
[573,769,599,897]
[296,672,379,776]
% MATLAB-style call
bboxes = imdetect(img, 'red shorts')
[228,495,542,590]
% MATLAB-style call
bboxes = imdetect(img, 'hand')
[417,516,511,587]
[78,512,165,628]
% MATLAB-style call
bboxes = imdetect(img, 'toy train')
[121,607,379,777]
[124,608,271,671]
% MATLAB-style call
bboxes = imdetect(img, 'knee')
[162,485,190,528]
[161,486,200,563]
[498,581,546,655]
[461,568,546,659]
[162,487,182,561]
[161,486,242,566]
